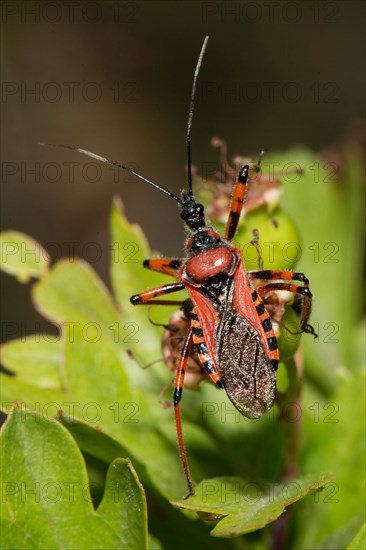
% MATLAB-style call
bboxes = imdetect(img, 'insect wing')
[215,310,276,419]
[218,261,276,418]
[186,262,276,419]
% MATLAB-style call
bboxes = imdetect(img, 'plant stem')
[271,351,303,550]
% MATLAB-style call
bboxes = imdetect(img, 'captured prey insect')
[40,36,314,496]
[161,303,208,393]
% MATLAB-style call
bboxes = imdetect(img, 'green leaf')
[148,533,163,550]
[294,368,366,549]
[109,197,177,366]
[0,231,49,282]
[57,410,134,465]
[97,458,148,550]
[57,409,222,501]
[347,523,366,550]
[276,147,364,376]
[0,321,189,500]
[0,406,148,549]
[32,259,121,347]
[0,376,66,412]
[62,323,189,499]
[56,410,158,492]
[172,473,334,537]
[1,336,61,389]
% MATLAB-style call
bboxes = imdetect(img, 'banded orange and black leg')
[190,310,223,386]
[249,270,313,333]
[130,283,185,305]
[143,258,182,277]
[249,269,310,287]
[250,288,280,371]
[225,165,250,241]
[255,281,313,333]
[173,327,195,496]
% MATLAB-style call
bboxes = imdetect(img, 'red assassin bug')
[158,230,315,403]
[41,36,314,496]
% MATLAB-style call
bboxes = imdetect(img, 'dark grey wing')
[215,311,276,419]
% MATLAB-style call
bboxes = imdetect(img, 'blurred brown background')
[1,0,365,342]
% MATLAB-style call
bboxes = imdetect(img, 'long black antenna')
[38,143,181,203]
[186,36,209,196]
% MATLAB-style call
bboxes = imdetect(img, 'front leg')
[143,258,182,277]
[130,283,185,305]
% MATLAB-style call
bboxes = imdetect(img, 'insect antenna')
[257,149,266,167]
[186,36,209,196]
[38,142,181,203]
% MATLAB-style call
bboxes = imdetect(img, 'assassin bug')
[159,230,314,401]
[40,36,314,496]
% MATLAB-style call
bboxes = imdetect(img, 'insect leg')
[173,327,195,496]
[225,165,250,241]
[249,270,314,333]
[255,281,313,333]
[250,289,280,369]
[190,310,223,386]
[130,283,185,305]
[143,258,183,277]
[249,269,310,286]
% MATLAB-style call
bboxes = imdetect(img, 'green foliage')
[0,147,364,549]
[0,407,148,549]
[212,207,301,271]
[172,474,334,537]
[347,523,366,550]
[0,231,49,282]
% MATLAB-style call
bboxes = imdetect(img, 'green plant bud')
[275,305,302,362]
[229,206,302,271]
